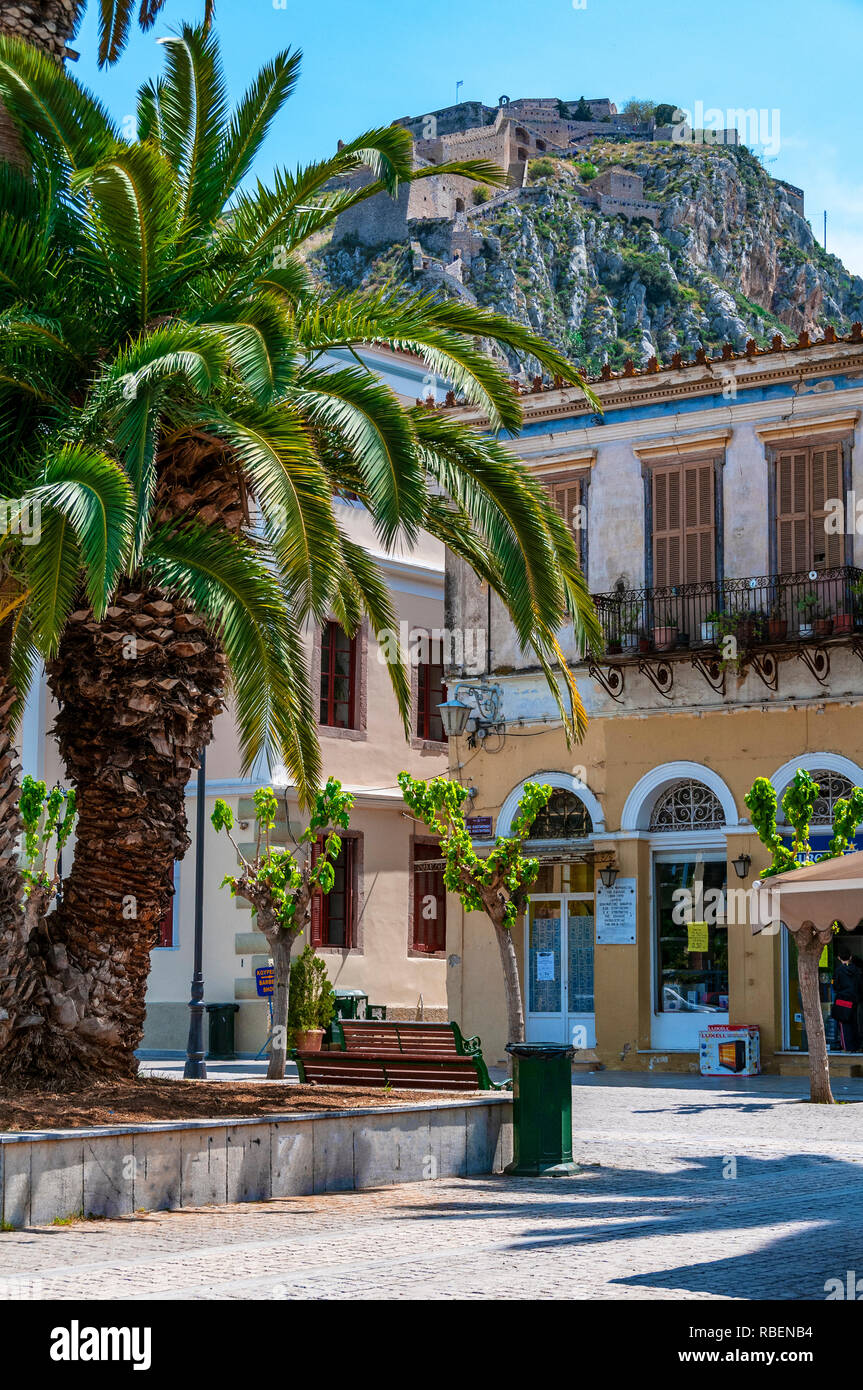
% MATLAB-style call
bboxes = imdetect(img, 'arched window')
[529,789,593,840]
[789,769,855,825]
[649,779,725,831]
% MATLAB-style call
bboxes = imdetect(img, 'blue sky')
[72,0,863,276]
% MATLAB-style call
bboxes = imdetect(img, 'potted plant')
[851,579,863,631]
[288,944,336,1051]
[767,599,787,642]
[834,600,853,636]
[814,606,834,639]
[637,629,652,654]
[653,605,678,651]
[796,592,818,638]
[701,609,721,644]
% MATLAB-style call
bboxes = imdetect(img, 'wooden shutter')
[811,445,844,567]
[310,839,322,946]
[683,462,716,582]
[652,461,715,586]
[542,472,586,564]
[776,450,811,572]
[412,846,446,953]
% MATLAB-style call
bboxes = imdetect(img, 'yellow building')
[445,330,863,1077]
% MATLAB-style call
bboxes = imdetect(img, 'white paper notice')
[536,951,556,981]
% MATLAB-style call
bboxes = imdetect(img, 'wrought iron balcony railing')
[592,566,863,655]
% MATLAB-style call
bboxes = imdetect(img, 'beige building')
[445,327,863,1076]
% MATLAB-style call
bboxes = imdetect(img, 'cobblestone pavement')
[3,1074,863,1301]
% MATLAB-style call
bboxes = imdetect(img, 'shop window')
[649,779,724,831]
[412,845,446,954]
[529,789,592,840]
[416,659,446,743]
[654,859,728,1015]
[311,838,356,948]
[319,621,357,729]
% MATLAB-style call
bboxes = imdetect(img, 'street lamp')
[732,852,752,880]
[183,746,207,1080]
[437,683,503,740]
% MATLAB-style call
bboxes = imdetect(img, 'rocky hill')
[310,140,863,378]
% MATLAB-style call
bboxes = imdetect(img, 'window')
[412,844,447,954]
[651,460,716,587]
[655,859,728,1014]
[156,898,175,948]
[319,621,356,729]
[311,838,355,948]
[775,445,844,572]
[529,790,593,839]
[416,659,446,742]
[542,471,588,566]
[649,779,725,831]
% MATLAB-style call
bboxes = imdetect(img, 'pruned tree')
[398,772,550,1044]
[211,778,353,1078]
[745,769,863,1105]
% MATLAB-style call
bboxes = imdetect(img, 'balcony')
[588,566,863,701]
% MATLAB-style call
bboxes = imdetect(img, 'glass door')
[526,892,596,1046]
[652,855,728,1051]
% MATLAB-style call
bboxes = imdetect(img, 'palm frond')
[0,34,119,173]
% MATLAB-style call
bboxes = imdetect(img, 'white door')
[526,894,596,1047]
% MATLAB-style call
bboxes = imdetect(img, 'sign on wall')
[466,816,494,838]
[255,966,275,997]
[595,878,637,944]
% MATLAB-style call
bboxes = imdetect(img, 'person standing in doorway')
[832,945,862,1052]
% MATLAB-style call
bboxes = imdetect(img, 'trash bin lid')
[505,1042,575,1059]
[205,1002,240,1012]
[333,989,368,999]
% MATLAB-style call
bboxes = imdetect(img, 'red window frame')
[319,621,357,729]
[311,838,355,948]
[416,660,446,742]
[156,898,175,949]
[412,844,447,954]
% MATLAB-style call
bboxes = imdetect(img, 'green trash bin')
[504,1042,578,1177]
[206,1003,240,1060]
[332,989,368,1020]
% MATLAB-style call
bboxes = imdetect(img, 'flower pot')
[834,614,852,635]
[799,622,814,639]
[814,617,833,638]
[701,621,718,644]
[638,636,652,654]
[767,618,787,641]
[652,625,678,651]
[295,1028,324,1052]
[605,640,622,656]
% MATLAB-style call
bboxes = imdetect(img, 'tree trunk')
[493,917,525,1045]
[0,2,85,58]
[267,928,293,1080]
[0,584,225,1084]
[795,924,835,1105]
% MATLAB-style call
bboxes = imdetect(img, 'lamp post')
[183,746,207,1080]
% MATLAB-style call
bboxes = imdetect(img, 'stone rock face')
[311,140,863,376]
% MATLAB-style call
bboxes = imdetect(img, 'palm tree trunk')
[0,583,224,1083]
[0,2,85,58]
[796,925,835,1105]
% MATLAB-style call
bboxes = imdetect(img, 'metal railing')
[593,567,863,653]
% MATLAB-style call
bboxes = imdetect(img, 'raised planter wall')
[0,1096,512,1228]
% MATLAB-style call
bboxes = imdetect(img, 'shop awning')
[750,849,863,936]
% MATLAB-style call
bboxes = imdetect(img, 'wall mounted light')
[599,863,619,888]
[732,853,752,880]
[438,683,503,741]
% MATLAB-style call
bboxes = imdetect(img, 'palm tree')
[0,26,601,1083]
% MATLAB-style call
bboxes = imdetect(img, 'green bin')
[332,988,368,1020]
[206,1002,240,1060]
[504,1042,578,1177]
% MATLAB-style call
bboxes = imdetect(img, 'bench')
[292,1020,509,1092]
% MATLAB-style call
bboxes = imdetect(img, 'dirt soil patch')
[0,1079,482,1132]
